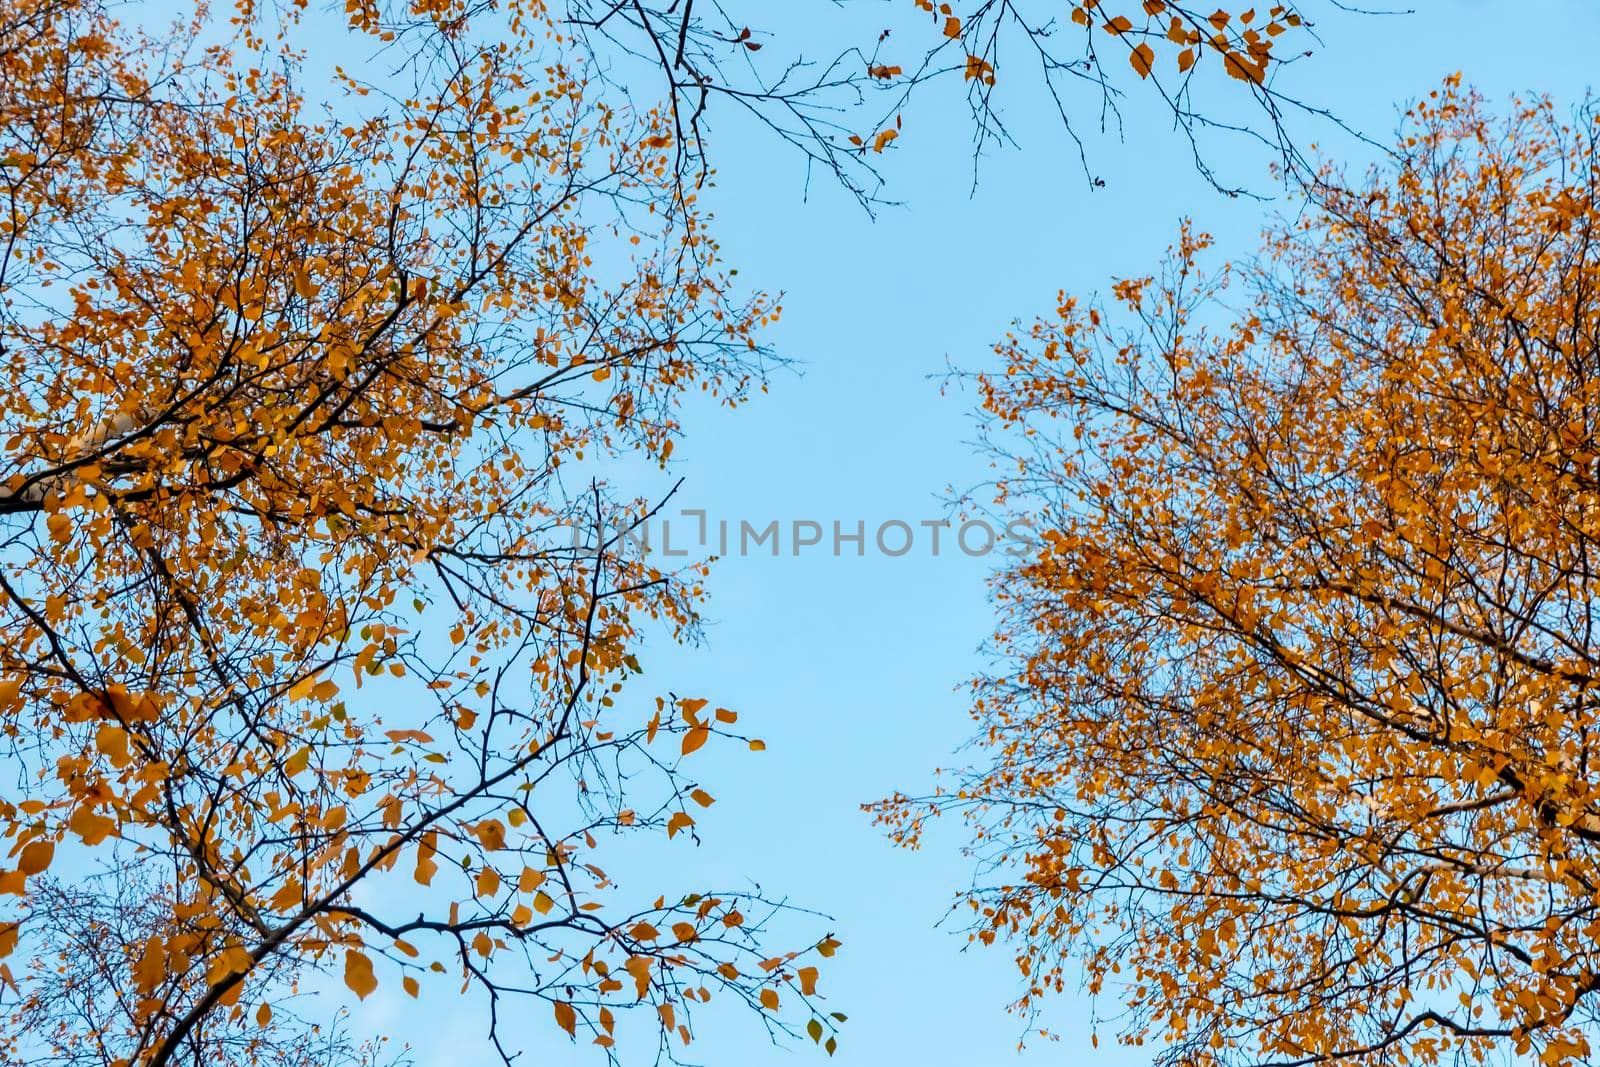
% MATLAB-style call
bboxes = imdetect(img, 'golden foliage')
[882,83,1600,1066]
[0,0,837,1063]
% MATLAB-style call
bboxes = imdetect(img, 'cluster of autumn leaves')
[4,0,1597,1066]
[877,2,1304,164]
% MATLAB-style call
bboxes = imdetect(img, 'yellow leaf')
[759,988,779,1011]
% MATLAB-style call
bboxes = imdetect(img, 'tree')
[576,1,1355,204]
[878,83,1600,1066]
[0,1,841,1064]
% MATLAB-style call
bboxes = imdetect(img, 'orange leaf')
[69,806,117,846]
[681,727,710,756]
[1130,42,1155,78]
[94,722,130,768]
[625,954,653,998]
[344,949,378,1000]
[132,935,165,992]
[1224,50,1264,83]
[18,839,53,876]
[474,819,507,850]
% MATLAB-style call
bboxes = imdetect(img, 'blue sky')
[351,3,1600,1064]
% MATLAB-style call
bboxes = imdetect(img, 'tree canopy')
[0,1,839,1063]
[881,83,1600,1067]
